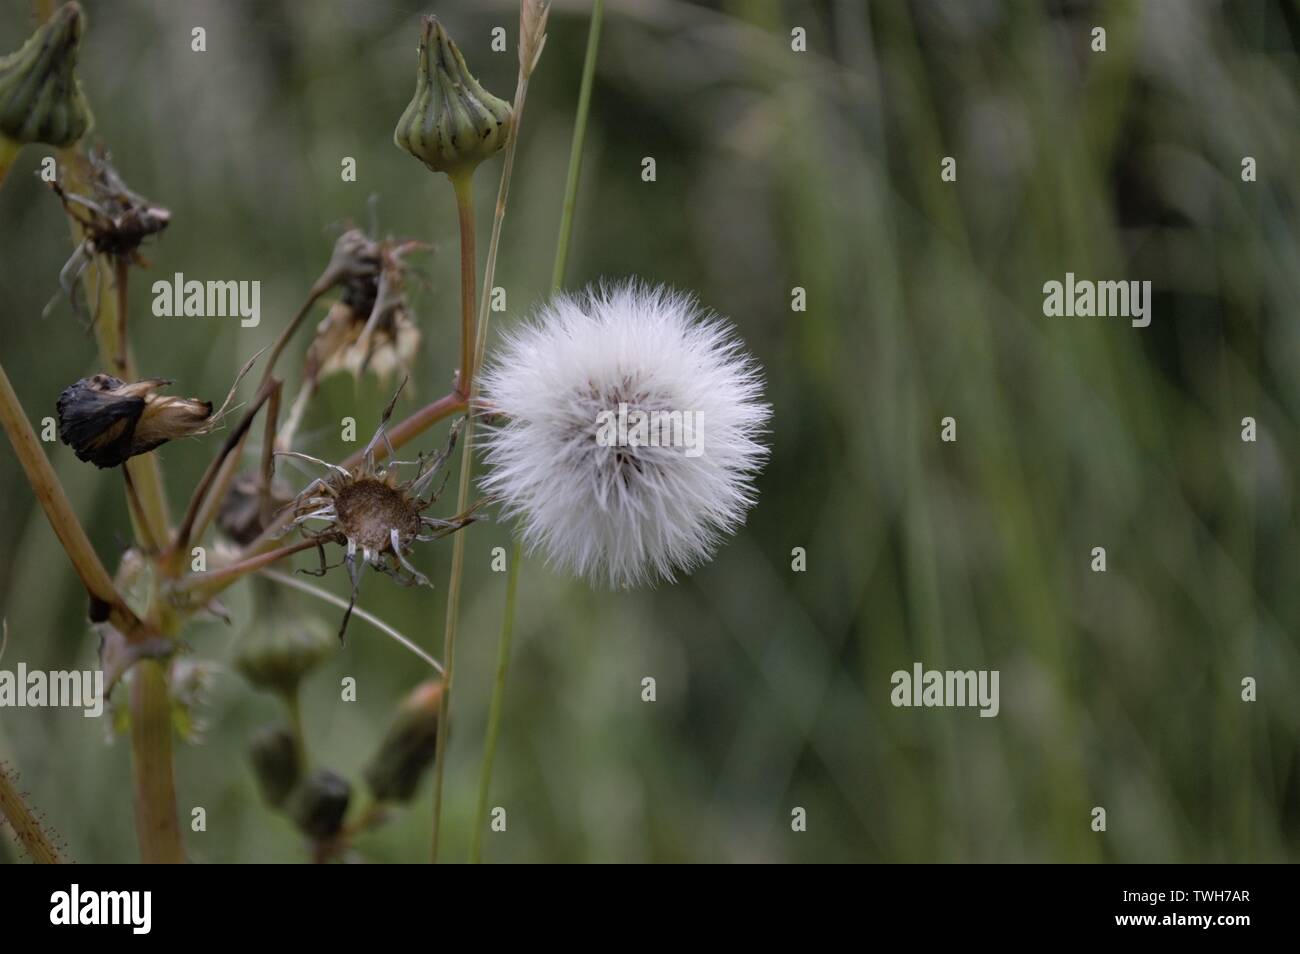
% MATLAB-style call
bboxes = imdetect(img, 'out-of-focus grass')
[0,0,1296,862]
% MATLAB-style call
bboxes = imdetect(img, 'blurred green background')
[1,0,1298,863]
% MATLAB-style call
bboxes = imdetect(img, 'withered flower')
[52,147,170,261]
[309,237,424,384]
[278,386,480,640]
[47,147,170,329]
[57,374,213,468]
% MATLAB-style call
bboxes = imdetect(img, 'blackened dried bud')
[0,3,93,148]
[216,473,293,545]
[394,16,513,178]
[248,724,300,809]
[235,577,335,696]
[290,769,351,840]
[363,680,442,803]
[57,374,213,468]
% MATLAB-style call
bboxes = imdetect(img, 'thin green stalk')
[551,0,604,292]
[467,3,551,860]
[470,550,519,863]
[284,687,309,769]
[430,171,479,863]
[471,0,605,863]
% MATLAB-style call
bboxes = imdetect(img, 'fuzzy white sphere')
[478,281,771,587]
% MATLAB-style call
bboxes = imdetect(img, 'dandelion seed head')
[478,280,771,588]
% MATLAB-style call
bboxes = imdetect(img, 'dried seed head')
[520,0,551,79]
[280,404,478,641]
[394,16,513,177]
[0,2,93,147]
[290,769,351,840]
[56,374,213,468]
[334,477,422,553]
[364,680,442,803]
[235,579,336,696]
[248,724,300,809]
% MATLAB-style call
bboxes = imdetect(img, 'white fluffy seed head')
[478,281,771,588]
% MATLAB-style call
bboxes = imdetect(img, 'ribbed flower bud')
[0,2,93,148]
[289,769,351,840]
[234,578,335,697]
[248,724,300,809]
[363,680,442,803]
[393,16,512,178]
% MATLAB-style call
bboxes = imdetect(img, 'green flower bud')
[234,578,335,696]
[290,769,351,840]
[393,16,512,178]
[0,2,93,148]
[248,724,300,809]
[363,680,442,803]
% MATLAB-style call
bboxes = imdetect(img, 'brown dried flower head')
[312,237,424,384]
[279,386,480,639]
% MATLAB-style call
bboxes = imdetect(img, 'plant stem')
[129,660,184,863]
[430,171,479,863]
[340,390,467,472]
[174,536,324,603]
[0,359,144,634]
[467,18,548,861]
[285,687,309,768]
[551,0,604,292]
[0,762,60,863]
[0,137,19,191]
[471,0,605,863]
[259,289,326,392]
[165,378,278,574]
[452,172,477,398]
[261,568,443,672]
[469,549,519,863]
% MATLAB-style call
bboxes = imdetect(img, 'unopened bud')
[290,768,351,840]
[235,578,335,696]
[0,2,93,147]
[393,16,512,178]
[248,724,300,809]
[363,680,442,803]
